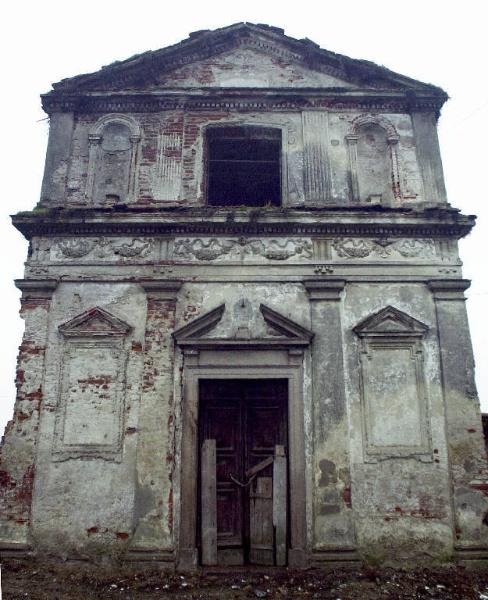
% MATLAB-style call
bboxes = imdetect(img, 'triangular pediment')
[59,307,132,337]
[173,304,226,340]
[259,304,314,341]
[353,306,428,338]
[173,301,313,348]
[135,47,356,90]
[48,23,444,95]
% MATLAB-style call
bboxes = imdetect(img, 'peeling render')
[1,23,486,568]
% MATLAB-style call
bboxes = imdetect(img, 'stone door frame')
[177,347,308,570]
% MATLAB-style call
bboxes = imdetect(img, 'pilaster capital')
[427,279,471,301]
[139,279,182,300]
[15,278,58,300]
[303,279,346,301]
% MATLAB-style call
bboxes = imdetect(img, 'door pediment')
[173,302,313,350]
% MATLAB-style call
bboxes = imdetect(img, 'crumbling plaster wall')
[1,240,487,562]
[342,283,453,561]
[29,281,177,555]
[41,107,434,209]
[0,288,53,546]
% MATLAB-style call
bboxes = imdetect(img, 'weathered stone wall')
[5,24,484,566]
[30,283,149,556]
[40,106,433,209]
[0,283,55,547]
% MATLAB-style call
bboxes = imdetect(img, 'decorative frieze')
[173,237,313,262]
[52,237,155,261]
[332,237,436,260]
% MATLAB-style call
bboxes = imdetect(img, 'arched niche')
[85,115,141,204]
[346,114,401,204]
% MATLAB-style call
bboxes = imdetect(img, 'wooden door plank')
[245,456,274,478]
[201,439,217,566]
[273,445,287,566]
[249,477,274,565]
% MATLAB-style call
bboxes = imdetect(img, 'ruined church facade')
[1,23,487,567]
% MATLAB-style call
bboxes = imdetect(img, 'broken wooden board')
[201,439,217,565]
[249,476,274,565]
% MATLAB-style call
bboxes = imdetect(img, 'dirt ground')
[3,560,488,600]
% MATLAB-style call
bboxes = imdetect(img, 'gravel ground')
[3,559,488,599]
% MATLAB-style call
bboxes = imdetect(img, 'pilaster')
[131,281,182,551]
[303,279,355,552]
[0,280,57,548]
[302,111,331,204]
[428,279,488,552]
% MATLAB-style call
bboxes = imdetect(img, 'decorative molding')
[139,279,183,300]
[58,306,132,338]
[172,237,313,262]
[54,307,132,461]
[13,209,475,240]
[350,114,399,139]
[428,279,471,301]
[174,304,225,340]
[54,237,155,261]
[332,237,436,260]
[303,279,346,301]
[173,302,313,350]
[353,305,429,339]
[41,93,447,117]
[353,306,431,461]
[259,304,314,342]
[15,279,58,299]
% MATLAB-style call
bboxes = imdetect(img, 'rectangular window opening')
[207,126,281,207]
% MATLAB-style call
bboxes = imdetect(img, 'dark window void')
[207,126,281,207]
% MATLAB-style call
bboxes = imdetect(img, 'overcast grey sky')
[1,0,487,433]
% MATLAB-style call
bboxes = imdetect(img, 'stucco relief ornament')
[58,239,94,258]
[372,237,395,259]
[395,239,435,258]
[333,237,436,259]
[174,238,235,261]
[173,238,312,261]
[333,238,373,258]
[93,237,112,259]
[112,239,152,257]
[56,237,154,260]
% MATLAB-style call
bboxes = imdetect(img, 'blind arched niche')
[86,115,141,204]
[346,114,401,204]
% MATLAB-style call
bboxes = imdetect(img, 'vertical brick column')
[428,280,488,555]
[0,279,57,549]
[303,280,356,556]
[132,281,181,554]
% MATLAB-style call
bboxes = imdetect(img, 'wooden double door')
[199,379,288,565]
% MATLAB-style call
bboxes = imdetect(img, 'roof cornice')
[12,207,475,241]
[41,88,447,115]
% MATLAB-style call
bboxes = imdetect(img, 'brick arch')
[350,113,399,141]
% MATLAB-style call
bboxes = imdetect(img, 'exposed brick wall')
[132,294,178,549]
[0,296,51,545]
